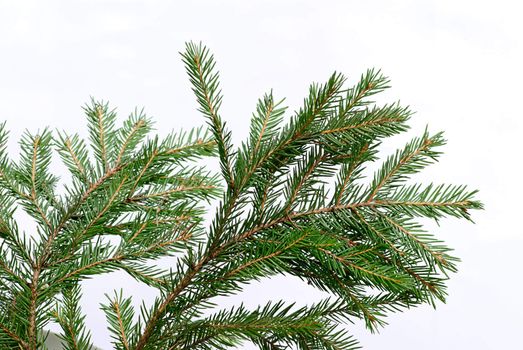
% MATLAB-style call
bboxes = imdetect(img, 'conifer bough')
[0,42,482,350]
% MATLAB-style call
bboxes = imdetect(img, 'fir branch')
[102,291,135,350]
[373,183,482,220]
[367,129,445,201]
[84,99,117,172]
[0,42,482,350]
[379,214,453,269]
[250,93,283,155]
[132,69,349,350]
[56,133,92,183]
[181,42,236,190]
[114,109,152,166]
[168,300,359,350]
[49,234,190,288]
[52,283,94,350]
[16,129,57,232]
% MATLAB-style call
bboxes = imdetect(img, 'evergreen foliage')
[0,42,482,350]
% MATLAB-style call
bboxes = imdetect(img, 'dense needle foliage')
[0,42,482,350]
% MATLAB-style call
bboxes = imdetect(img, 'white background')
[0,1,522,349]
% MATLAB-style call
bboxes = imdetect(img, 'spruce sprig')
[0,42,482,350]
